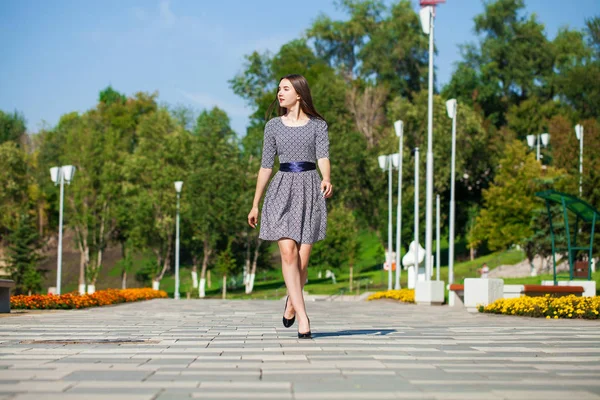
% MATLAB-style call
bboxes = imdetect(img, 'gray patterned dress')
[258,117,329,244]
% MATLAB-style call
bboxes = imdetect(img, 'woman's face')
[278,79,299,109]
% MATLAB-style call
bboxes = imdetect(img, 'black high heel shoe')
[298,317,312,339]
[282,296,295,328]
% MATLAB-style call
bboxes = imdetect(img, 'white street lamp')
[419,0,444,282]
[526,133,550,161]
[436,194,440,281]
[445,98,457,285]
[50,165,76,295]
[575,124,584,198]
[378,155,393,290]
[413,147,420,289]
[393,120,404,290]
[174,181,183,300]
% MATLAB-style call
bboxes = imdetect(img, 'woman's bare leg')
[279,239,310,333]
[285,243,313,319]
[299,244,313,289]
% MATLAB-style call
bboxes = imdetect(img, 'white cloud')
[159,0,176,26]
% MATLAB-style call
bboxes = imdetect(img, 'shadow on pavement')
[312,329,397,338]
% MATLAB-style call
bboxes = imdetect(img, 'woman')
[247,74,333,339]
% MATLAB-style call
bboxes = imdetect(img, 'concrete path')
[0,299,599,400]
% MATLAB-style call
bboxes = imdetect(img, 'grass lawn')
[154,227,599,299]
[158,236,534,299]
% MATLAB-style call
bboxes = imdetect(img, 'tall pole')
[175,191,181,300]
[536,134,541,161]
[436,194,440,282]
[395,134,404,290]
[448,100,457,285]
[414,148,420,289]
[576,124,584,198]
[425,6,435,282]
[56,170,65,295]
[388,156,393,291]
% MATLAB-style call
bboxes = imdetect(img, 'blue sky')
[1,0,597,136]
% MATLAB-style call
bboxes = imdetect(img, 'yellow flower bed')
[480,294,600,319]
[367,289,415,303]
[11,288,168,310]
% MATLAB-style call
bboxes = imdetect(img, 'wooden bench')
[522,284,584,297]
[0,280,15,313]
[574,261,589,279]
[448,283,464,306]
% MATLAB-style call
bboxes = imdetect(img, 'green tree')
[6,213,45,295]
[43,90,160,291]
[472,140,567,251]
[125,109,190,289]
[306,0,428,97]
[443,0,554,126]
[311,203,360,279]
[99,86,127,106]
[185,107,245,297]
[0,110,26,145]
[0,142,30,241]
[214,240,237,299]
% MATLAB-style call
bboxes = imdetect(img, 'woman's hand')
[248,207,259,228]
[320,180,333,199]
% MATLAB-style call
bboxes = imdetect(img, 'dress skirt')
[258,169,327,244]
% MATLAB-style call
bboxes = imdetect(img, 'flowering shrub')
[11,288,168,310]
[367,289,415,303]
[480,294,600,319]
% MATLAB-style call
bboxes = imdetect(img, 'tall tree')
[0,110,26,145]
[0,142,30,242]
[6,213,45,295]
[471,140,567,251]
[186,107,245,297]
[125,109,190,290]
[443,0,554,126]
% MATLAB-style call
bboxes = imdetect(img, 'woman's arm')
[248,122,276,228]
[248,167,272,228]
[318,158,333,198]
[252,167,273,208]
[316,120,332,198]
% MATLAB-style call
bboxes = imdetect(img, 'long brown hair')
[266,74,326,122]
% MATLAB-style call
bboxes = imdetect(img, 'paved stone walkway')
[0,299,599,400]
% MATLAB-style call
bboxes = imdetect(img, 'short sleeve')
[316,120,330,160]
[261,121,276,168]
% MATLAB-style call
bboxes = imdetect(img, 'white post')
[388,156,393,291]
[175,192,181,300]
[536,134,541,161]
[56,170,65,295]
[580,128,583,198]
[447,99,457,285]
[414,147,420,289]
[395,123,404,290]
[425,6,435,283]
[576,124,584,198]
[436,194,440,282]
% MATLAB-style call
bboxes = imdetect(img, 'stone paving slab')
[0,299,599,399]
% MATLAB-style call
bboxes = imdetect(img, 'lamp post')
[575,124,584,198]
[436,194,440,281]
[50,165,76,295]
[420,1,444,282]
[526,133,550,161]
[174,181,183,300]
[413,147,420,289]
[378,154,393,290]
[445,99,457,285]
[392,120,404,289]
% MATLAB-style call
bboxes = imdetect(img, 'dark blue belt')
[279,161,316,172]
